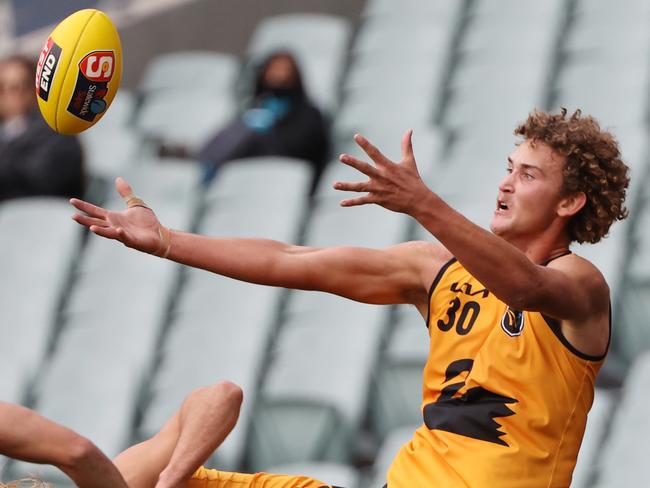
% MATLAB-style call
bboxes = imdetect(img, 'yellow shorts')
[188,466,334,488]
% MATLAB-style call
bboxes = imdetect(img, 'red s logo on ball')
[79,51,114,82]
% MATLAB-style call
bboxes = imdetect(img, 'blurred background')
[1,0,649,486]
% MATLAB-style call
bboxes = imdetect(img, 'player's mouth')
[495,200,510,215]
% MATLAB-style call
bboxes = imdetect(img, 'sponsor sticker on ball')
[35,37,62,102]
[66,50,115,121]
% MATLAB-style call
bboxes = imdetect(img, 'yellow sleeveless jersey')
[388,257,608,488]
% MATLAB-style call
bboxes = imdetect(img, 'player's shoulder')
[547,252,610,298]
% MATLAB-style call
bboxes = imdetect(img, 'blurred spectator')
[0,55,85,202]
[198,51,329,192]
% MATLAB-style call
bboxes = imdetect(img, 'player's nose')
[498,173,514,193]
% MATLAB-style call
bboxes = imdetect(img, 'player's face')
[0,61,35,119]
[490,140,567,241]
[263,56,298,90]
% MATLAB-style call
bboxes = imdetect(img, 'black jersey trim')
[540,304,610,362]
[541,250,572,266]
[539,249,609,361]
[425,257,458,328]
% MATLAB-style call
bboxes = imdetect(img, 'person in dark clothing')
[0,55,84,202]
[198,51,329,192]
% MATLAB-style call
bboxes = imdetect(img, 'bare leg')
[114,381,243,488]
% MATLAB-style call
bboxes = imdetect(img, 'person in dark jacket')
[199,51,329,192]
[0,55,84,202]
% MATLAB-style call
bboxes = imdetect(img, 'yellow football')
[35,9,122,134]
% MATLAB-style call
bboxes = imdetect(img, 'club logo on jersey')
[501,307,525,337]
[423,359,518,446]
[35,37,62,101]
[66,51,115,121]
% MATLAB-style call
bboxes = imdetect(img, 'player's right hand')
[71,177,166,256]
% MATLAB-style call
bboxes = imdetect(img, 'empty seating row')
[139,157,313,470]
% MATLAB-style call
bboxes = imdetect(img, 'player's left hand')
[334,130,431,215]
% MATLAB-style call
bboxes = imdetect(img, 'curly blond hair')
[514,108,630,244]
[0,479,52,488]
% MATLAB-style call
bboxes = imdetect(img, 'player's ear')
[557,191,586,218]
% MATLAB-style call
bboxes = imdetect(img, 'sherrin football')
[35,9,122,134]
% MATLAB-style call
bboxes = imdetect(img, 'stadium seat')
[574,222,629,315]
[248,300,389,469]
[247,14,351,113]
[327,127,445,193]
[135,90,236,153]
[92,90,136,130]
[557,0,650,132]
[334,92,438,142]
[340,7,456,131]
[571,389,615,488]
[370,305,428,440]
[366,425,418,487]
[139,158,311,469]
[0,363,27,405]
[140,281,283,470]
[469,0,565,17]
[8,162,203,486]
[0,199,81,397]
[444,0,565,133]
[139,51,240,93]
[245,146,419,468]
[248,396,352,469]
[79,91,142,197]
[362,0,460,18]
[593,353,650,486]
[107,160,201,222]
[352,16,455,57]
[615,241,650,364]
[203,157,313,209]
[303,202,411,249]
[9,338,142,484]
[80,127,141,181]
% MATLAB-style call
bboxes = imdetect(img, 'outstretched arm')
[71,179,444,311]
[0,402,127,488]
[334,130,609,324]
